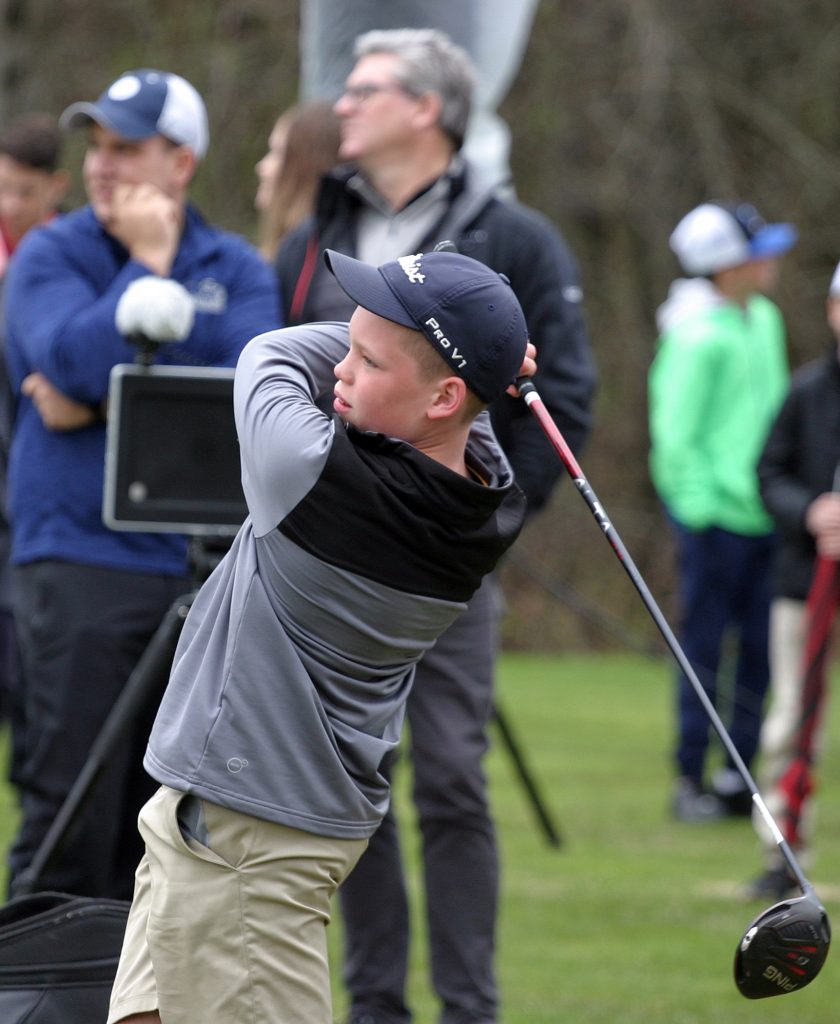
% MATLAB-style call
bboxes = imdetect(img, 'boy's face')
[714,256,780,302]
[747,256,780,294]
[333,306,442,441]
[0,155,67,243]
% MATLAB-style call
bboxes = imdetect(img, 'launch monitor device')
[103,363,247,537]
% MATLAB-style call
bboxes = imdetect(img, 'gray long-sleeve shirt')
[145,322,525,837]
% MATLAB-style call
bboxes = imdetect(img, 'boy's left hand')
[506,341,537,396]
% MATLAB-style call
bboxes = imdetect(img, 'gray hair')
[353,28,476,149]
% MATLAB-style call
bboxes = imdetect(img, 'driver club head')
[734,888,831,998]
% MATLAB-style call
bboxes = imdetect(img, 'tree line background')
[3,0,840,651]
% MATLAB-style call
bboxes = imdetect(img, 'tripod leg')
[12,592,196,897]
[492,699,562,848]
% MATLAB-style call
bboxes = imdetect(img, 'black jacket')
[275,163,596,514]
[758,345,840,599]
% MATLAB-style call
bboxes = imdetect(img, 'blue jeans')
[671,523,773,782]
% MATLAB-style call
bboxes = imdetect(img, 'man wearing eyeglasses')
[276,27,595,1024]
[297,0,540,193]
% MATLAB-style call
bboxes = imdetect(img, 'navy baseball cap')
[325,249,528,402]
[60,69,209,159]
[670,201,797,276]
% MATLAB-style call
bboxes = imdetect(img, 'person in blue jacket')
[3,68,280,900]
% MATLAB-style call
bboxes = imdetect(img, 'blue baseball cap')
[325,249,528,403]
[60,69,209,159]
[670,201,797,276]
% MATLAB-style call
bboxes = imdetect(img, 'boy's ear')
[427,376,467,420]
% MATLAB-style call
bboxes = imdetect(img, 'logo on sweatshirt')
[192,277,228,314]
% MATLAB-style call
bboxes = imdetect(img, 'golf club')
[516,376,830,999]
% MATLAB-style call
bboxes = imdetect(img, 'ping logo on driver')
[761,966,797,992]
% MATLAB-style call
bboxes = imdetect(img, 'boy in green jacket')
[649,201,796,821]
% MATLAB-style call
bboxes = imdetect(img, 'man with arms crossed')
[3,69,279,900]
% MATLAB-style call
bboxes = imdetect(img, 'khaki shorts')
[108,785,367,1024]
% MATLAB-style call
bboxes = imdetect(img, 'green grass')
[0,653,837,1022]
[328,653,840,1023]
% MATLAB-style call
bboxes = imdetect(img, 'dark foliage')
[4,0,838,649]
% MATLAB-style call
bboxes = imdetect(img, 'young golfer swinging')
[109,248,535,1024]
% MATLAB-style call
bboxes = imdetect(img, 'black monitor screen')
[103,365,247,535]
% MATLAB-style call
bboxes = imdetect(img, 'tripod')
[492,700,562,847]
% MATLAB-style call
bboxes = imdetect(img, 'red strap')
[778,556,840,845]
[289,235,320,324]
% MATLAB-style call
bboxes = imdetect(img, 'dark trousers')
[8,560,190,899]
[0,606,24,787]
[672,524,773,781]
[340,576,500,1024]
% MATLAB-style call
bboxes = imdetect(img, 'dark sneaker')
[745,866,800,902]
[344,1002,411,1024]
[672,776,726,822]
[712,768,753,817]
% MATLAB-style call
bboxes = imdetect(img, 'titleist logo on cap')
[398,254,426,284]
[398,255,467,368]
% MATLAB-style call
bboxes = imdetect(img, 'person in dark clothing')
[746,261,840,901]
[297,0,540,193]
[275,28,596,1024]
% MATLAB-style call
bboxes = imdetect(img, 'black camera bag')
[0,890,129,1022]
